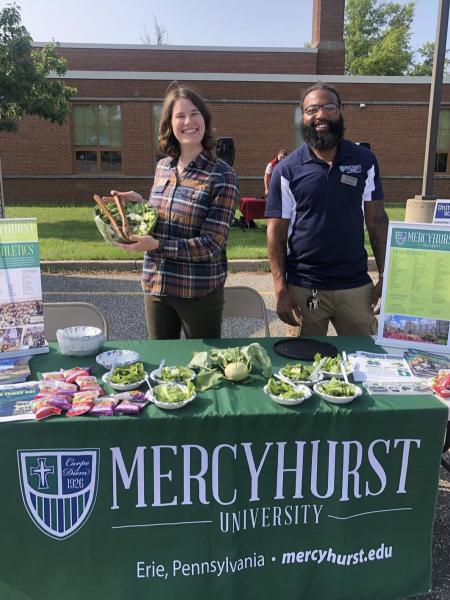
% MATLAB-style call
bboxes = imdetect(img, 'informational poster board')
[376,221,450,354]
[0,218,48,358]
[433,199,450,225]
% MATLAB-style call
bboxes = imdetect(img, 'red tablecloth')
[239,197,266,221]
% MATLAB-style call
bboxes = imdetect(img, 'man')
[265,83,388,336]
[264,148,287,196]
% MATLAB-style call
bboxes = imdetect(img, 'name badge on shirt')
[341,174,358,187]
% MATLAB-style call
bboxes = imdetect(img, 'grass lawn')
[5,204,406,261]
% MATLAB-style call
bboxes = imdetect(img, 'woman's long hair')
[158,84,215,159]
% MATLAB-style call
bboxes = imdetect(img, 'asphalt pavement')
[40,265,450,600]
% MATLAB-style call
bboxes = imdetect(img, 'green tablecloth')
[0,337,447,600]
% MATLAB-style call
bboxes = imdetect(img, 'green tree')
[0,3,76,132]
[344,0,415,75]
[409,41,450,76]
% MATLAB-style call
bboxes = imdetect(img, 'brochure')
[363,380,431,395]
[0,381,39,422]
[404,349,450,378]
[353,351,415,382]
[0,356,31,384]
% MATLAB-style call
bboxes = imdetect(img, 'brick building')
[1,0,449,204]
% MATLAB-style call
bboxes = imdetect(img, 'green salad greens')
[267,378,306,399]
[317,378,357,397]
[154,381,195,403]
[159,366,194,382]
[94,202,157,244]
[313,353,351,373]
[188,343,272,391]
[280,363,315,381]
[110,362,145,384]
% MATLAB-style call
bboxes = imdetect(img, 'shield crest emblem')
[17,449,99,540]
[395,231,407,246]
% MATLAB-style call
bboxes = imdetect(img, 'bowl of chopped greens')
[150,365,196,385]
[147,381,196,410]
[313,353,355,379]
[313,378,362,405]
[102,362,147,391]
[278,363,324,387]
[264,378,312,406]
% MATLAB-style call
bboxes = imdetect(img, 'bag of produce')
[93,194,157,245]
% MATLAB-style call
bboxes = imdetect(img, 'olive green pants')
[288,282,378,336]
[144,286,225,340]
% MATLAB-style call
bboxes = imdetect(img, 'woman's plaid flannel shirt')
[141,152,239,298]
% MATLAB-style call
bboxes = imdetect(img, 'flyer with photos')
[376,222,450,354]
[404,349,450,378]
[0,218,48,358]
[0,381,39,422]
[363,380,431,395]
[352,351,414,382]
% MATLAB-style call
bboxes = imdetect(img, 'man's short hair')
[300,83,342,109]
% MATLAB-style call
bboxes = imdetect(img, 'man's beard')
[300,116,345,151]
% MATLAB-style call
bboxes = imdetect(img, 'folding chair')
[222,286,270,337]
[43,302,108,341]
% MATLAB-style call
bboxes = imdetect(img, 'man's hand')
[276,287,303,326]
[114,234,159,253]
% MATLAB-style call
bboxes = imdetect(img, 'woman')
[108,86,239,339]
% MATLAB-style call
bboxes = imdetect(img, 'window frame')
[72,103,123,174]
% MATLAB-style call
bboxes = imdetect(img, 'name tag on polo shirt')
[341,174,358,187]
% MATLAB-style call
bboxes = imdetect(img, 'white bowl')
[150,366,196,385]
[102,371,146,391]
[96,349,140,370]
[146,384,195,410]
[313,382,362,405]
[319,358,355,380]
[263,383,312,406]
[56,326,105,357]
[277,369,324,387]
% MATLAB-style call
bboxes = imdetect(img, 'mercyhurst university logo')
[17,449,99,540]
[394,230,407,246]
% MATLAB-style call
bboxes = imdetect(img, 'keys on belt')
[306,288,319,311]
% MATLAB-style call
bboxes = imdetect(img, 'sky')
[3,0,446,55]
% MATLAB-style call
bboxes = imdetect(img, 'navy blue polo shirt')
[265,139,384,289]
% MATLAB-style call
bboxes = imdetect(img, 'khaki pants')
[288,282,378,336]
[144,287,224,340]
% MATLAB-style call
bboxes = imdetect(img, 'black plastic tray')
[273,338,338,361]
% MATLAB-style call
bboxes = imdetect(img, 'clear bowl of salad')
[150,365,196,385]
[146,381,196,410]
[313,378,362,405]
[277,362,324,387]
[264,378,312,406]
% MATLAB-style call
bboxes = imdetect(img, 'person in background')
[264,148,288,197]
[266,83,388,336]
[106,85,239,340]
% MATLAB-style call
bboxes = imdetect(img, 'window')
[435,109,450,174]
[73,104,122,173]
